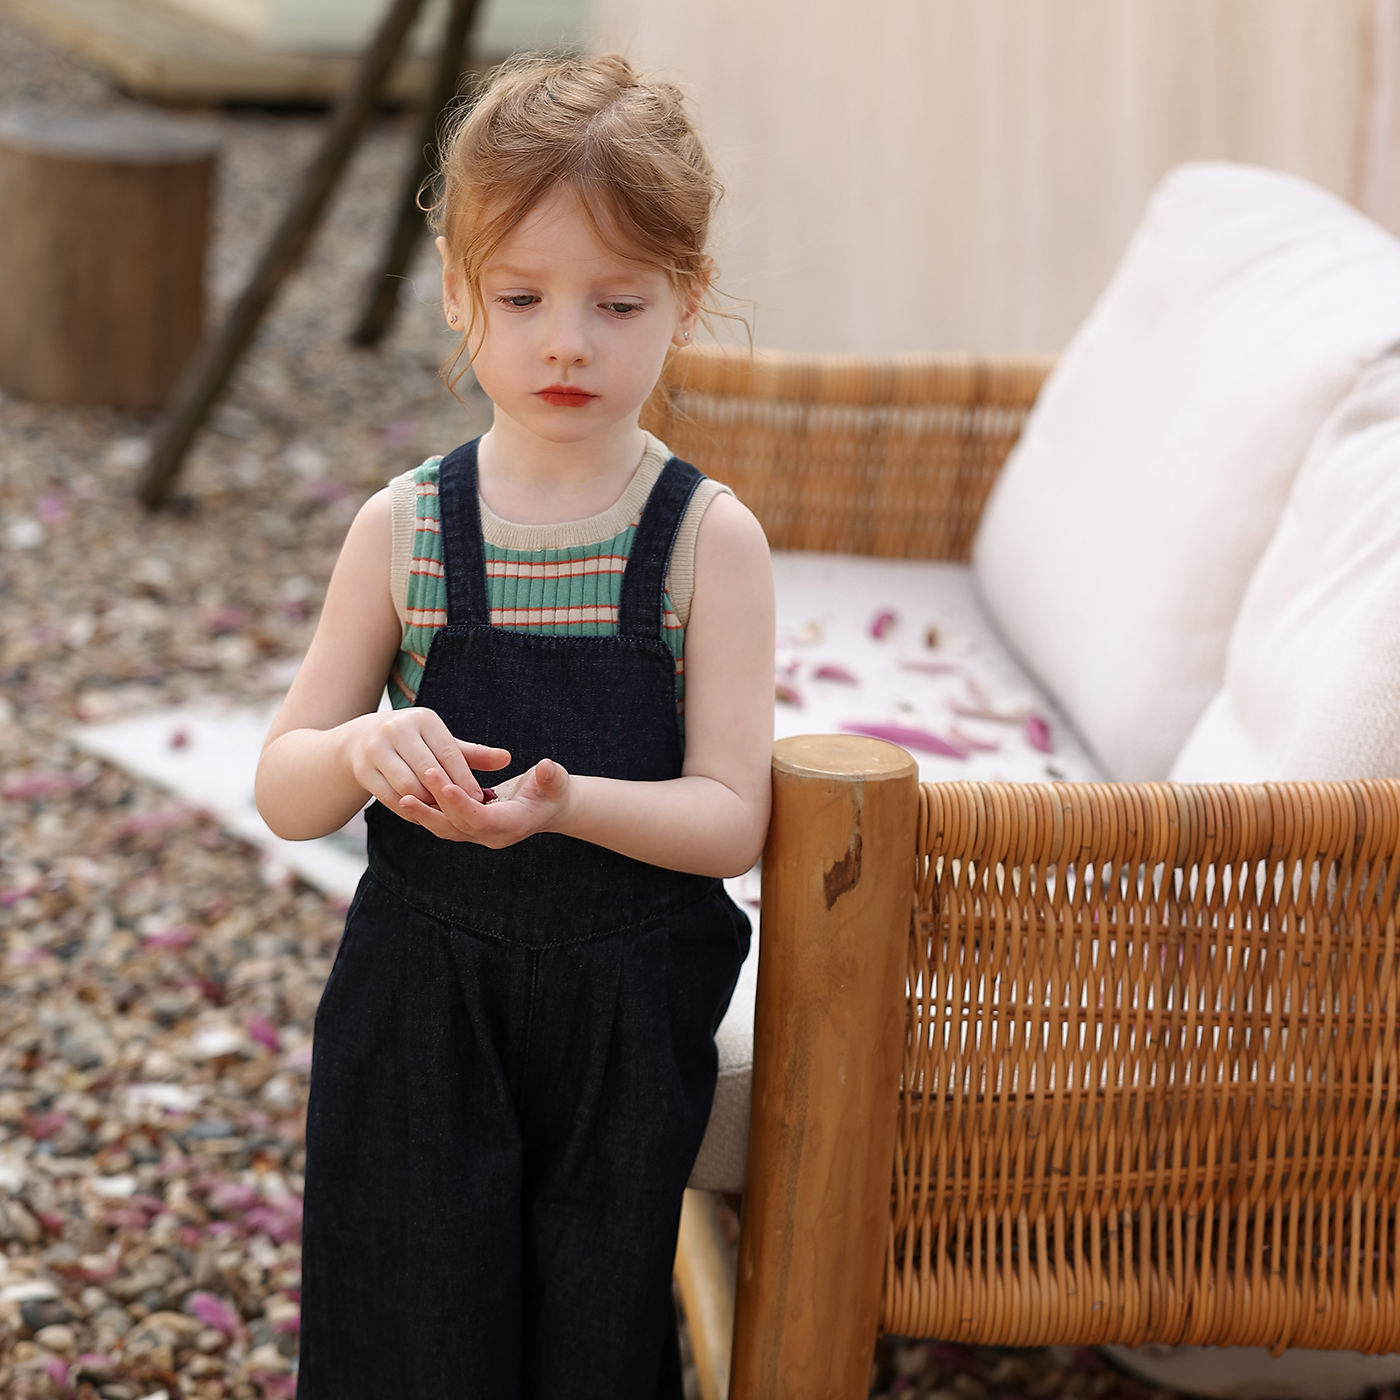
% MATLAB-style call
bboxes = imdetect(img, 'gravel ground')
[0,17,1371,1400]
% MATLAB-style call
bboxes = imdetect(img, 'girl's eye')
[602,301,642,316]
[498,295,538,308]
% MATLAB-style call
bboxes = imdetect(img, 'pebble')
[33,1322,75,1353]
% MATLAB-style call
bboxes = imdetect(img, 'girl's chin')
[498,402,641,444]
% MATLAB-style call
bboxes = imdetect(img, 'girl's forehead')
[486,189,666,284]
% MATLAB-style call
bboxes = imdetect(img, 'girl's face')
[438,189,697,447]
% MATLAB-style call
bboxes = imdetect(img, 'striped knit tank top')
[387,434,731,740]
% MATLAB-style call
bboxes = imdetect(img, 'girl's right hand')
[341,708,510,818]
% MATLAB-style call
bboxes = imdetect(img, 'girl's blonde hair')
[430,53,728,388]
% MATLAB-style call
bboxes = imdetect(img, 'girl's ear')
[672,291,702,348]
[437,236,465,332]
[671,262,713,348]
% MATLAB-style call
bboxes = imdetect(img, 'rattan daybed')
[649,340,1400,1399]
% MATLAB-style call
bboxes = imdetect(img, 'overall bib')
[297,441,750,1400]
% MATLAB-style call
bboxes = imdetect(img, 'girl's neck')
[476,414,649,527]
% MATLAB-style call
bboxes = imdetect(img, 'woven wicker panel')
[641,346,1055,561]
[887,780,1400,1352]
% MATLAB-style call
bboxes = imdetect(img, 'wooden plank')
[0,0,437,104]
[674,1189,737,1400]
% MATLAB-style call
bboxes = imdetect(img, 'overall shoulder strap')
[617,457,704,640]
[436,439,490,627]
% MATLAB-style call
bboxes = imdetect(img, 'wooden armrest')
[642,345,1055,561]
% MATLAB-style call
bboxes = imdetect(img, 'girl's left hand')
[397,757,571,848]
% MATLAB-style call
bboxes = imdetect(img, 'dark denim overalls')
[297,440,750,1399]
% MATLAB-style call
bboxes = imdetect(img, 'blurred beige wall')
[595,0,1400,353]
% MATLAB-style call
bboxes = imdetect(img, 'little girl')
[254,53,774,1400]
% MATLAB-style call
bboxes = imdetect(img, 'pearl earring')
[683,330,690,340]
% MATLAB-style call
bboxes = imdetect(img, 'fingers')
[457,740,511,772]
[402,731,481,801]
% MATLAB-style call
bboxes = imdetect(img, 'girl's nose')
[541,308,591,366]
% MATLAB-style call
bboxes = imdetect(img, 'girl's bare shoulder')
[694,490,770,567]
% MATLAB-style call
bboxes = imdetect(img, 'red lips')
[538,384,595,407]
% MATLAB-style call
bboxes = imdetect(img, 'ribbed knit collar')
[477,433,671,551]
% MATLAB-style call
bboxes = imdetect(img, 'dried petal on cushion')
[948,701,1029,723]
[840,722,967,759]
[1025,713,1054,752]
[949,724,1000,753]
[899,658,962,676]
[870,609,898,639]
[813,663,859,684]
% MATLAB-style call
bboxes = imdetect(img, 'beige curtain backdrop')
[594,0,1400,353]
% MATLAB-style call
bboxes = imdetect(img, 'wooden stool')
[0,106,217,408]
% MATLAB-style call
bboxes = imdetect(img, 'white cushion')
[1172,354,1400,783]
[973,162,1400,780]
[687,551,1105,1193]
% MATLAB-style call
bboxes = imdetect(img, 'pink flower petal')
[775,680,803,706]
[143,925,195,950]
[1025,713,1054,753]
[203,605,250,636]
[840,722,967,759]
[947,701,1029,724]
[898,658,962,676]
[188,1289,243,1336]
[245,1012,282,1054]
[117,805,196,837]
[2,771,83,800]
[44,1359,70,1387]
[813,663,859,684]
[37,491,68,525]
[949,724,1000,753]
[869,609,898,640]
[208,1180,262,1213]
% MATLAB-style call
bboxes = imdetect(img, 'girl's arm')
[254,490,508,840]
[401,493,775,878]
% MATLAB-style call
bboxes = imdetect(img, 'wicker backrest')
[642,345,1054,561]
[889,780,1400,1352]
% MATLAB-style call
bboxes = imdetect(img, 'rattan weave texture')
[643,345,1055,561]
[889,780,1400,1353]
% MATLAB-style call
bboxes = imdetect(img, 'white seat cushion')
[973,162,1400,781]
[688,551,1103,1192]
[1172,354,1400,783]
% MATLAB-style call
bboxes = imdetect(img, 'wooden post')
[137,0,424,508]
[0,107,215,408]
[350,0,483,347]
[731,735,918,1400]
[675,1189,737,1400]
